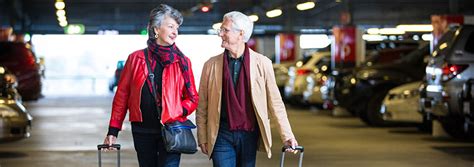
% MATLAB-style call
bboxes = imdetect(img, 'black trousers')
[132,132,181,167]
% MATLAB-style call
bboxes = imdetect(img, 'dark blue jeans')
[211,125,259,167]
[132,132,181,167]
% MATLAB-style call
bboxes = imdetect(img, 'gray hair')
[223,11,253,42]
[148,4,183,39]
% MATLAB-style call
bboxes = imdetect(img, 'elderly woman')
[102,4,199,167]
[197,11,298,167]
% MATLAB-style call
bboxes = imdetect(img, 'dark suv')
[334,43,429,126]
[425,25,474,138]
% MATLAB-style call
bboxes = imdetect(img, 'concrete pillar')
[432,120,450,138]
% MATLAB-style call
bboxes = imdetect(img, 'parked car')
[303,55,332,107]
[0,66,32,143]
[323,40,424,111]
[381,81,431,130]
[109,60,125,92]
[335,43,430,126]
[382,81,422,122]
[424,25,474,139]
[0,42,42,100]
[284,52,330,104]
[273,62,294,97]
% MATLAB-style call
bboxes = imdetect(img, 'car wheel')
[362,90,390,126]
[440,116,474,139]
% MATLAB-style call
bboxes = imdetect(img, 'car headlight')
[0,106,19,118]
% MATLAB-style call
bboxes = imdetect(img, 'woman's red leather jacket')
[108,49,199,130]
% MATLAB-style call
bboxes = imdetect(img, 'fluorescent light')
[249,15,259,22]
[362,34,387,41]
[367,28,405,35]
[379,28,405,35]
[212,23,222,30]
[297,2,315,11]
[396,24,433,32]
[367,28,380,35]
[421,34,433,41]
[300,29,326,33]
[266,9,282,18]
[55,1,65,10]
[59,21,68,27]
[439,42,448,50]
[57,15,67,22]
[299,34,331,49]
[56,9,66,17]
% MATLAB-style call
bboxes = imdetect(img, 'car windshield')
[464,30,474,54]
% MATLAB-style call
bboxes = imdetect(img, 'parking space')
[0,96,472,167]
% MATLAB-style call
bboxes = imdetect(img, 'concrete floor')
[0,95,473,167]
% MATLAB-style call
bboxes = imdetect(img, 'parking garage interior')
[1,0,474,167]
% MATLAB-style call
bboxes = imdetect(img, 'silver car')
[284,52,330,104]
[273,62,294,95]
[303,55,332,106]
[425,25,474,138]
[0,67,32,143]
[381,81,422,123]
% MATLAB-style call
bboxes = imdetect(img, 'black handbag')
[143,48,198,154]
[161,119,198,154]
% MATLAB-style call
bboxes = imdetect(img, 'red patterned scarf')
[222,44,256,131]
[146,39,195,105]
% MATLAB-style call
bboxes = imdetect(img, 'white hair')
[223,11,253,42]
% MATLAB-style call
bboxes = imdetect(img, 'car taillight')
[442,64,468,81]
[317,76,328,85]
[296,69,311,75]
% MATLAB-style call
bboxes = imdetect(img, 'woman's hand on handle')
[102,135,117,151]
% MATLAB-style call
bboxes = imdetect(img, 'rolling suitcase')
[97,144,121,167]
[280,145,304,167]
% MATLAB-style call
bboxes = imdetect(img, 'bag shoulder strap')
[143,48,163,122]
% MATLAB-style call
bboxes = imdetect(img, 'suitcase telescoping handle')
[280,145,304,167]
[97,144,121,167]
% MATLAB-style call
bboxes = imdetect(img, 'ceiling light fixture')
[367,28,380,35]
[266,9,282,18]
[396,24,433,32]
[55,1,65,10]
[379,28,405,35]
[55,0,68,28]
[201,6,210,12]
[249,14,259,22]
[296,2,315,11]
[59,21,68,27]
[212,23,222,30]
[56,9,66,17]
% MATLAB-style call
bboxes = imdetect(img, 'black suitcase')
[280,145,304,167]
[97,144,121,167]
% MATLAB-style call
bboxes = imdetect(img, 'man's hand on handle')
[284,138,299,153]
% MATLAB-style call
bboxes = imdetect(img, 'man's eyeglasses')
[216,28,240,35]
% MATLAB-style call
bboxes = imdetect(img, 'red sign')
[431,15,464,47]
[332,26,356,69]
[276,34,296,62]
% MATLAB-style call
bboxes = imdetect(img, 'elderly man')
[196,11,298,167]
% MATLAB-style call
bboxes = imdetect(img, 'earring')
[154,34,158,38]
